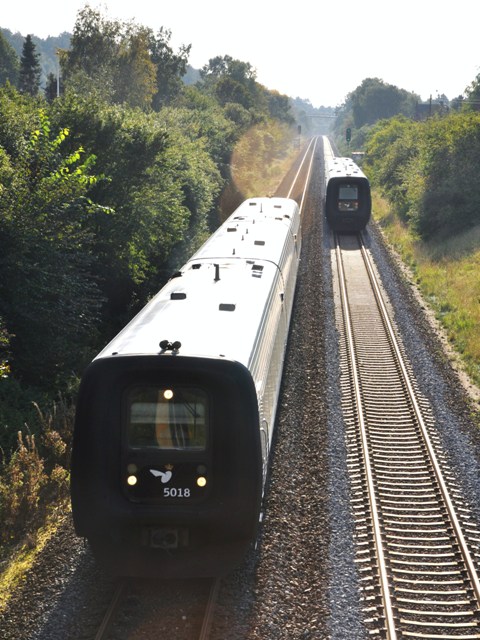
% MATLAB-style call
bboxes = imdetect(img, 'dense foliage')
[364,111,480,239]
[334,77,420,153]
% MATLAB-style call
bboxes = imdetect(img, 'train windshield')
[126,386,208,450]
[338,184,359,211]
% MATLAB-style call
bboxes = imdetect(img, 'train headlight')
[197,476,207,488]
[163,389,174,400]
[127,475,138,486]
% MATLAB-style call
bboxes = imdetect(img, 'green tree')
[365,116,419,220]
[364,110,480,239]
[61,6,191,111]
[334,78,419,145]
[265,89,294,124]
[464,72,480,111]
[44,72,58,102]
[149,27,191,109]
[49,92,224,329]
[60,6,121,100]
[406,112,480,238]
[0,31,19,87]
[200,55,260,111]
[0,97,106,388]
[199,55,294,129]
[19,35,41,96]
[114,26,157,109]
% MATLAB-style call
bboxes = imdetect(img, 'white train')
[71,196,302,578]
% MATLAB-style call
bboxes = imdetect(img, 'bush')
[0,398,73,548]
[365,112,480,240]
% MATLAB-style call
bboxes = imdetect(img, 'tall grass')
[374,192,480,387]
[0,398,73,557]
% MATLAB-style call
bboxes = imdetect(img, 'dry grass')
[373,192,480,387]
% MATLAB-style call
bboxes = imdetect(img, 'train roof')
[95,198,300,367]
[326,156,368,182]
[190,197,299,263]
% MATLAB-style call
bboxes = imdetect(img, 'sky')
[2,0,479,107]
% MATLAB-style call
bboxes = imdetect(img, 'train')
[70,196,301,579]
[324,151,371,233]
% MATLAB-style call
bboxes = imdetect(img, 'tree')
[61,6,190,110]
[0,31,19,87]
[0,100,106,388]
[44,72,58,102]
[200,55,260,109]
[114,26,157,109]
[149,27,191,109]
[19,35,41,96]
[264,89,294,124]
[464,73,480,111]
[344,78,419,129]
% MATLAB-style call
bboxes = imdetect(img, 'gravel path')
[2,142,480,639]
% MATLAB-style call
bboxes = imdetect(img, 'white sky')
[2,0,479,107]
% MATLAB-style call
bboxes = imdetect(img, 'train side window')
[338,183,359,211]
[126,386,208,450]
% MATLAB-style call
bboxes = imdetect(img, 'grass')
[0,503,69,614]
[373,192,480,391]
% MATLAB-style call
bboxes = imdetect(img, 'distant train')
[325,153,371,232]
[71,197,301,578]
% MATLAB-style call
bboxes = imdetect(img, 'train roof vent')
[251,264,264,278]
[254,240,265,246]
[219,303,236,311]
[170,292,187,300]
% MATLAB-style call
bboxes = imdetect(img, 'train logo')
[150,468,173,483]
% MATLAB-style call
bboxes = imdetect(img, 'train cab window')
[126,386,208,450]
[338,184,359,211]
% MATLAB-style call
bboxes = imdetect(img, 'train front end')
[71,352,262,578]
[325,157,371,232]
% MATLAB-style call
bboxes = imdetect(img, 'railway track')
[93,577,220,640]
[84,140,319,640]
[334,231,480,638]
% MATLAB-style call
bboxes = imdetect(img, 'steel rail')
[94,579,127,640]
[334,233,398,640]
[198,578,221,640]
[359,234,480,607]
[286,136,318,205]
